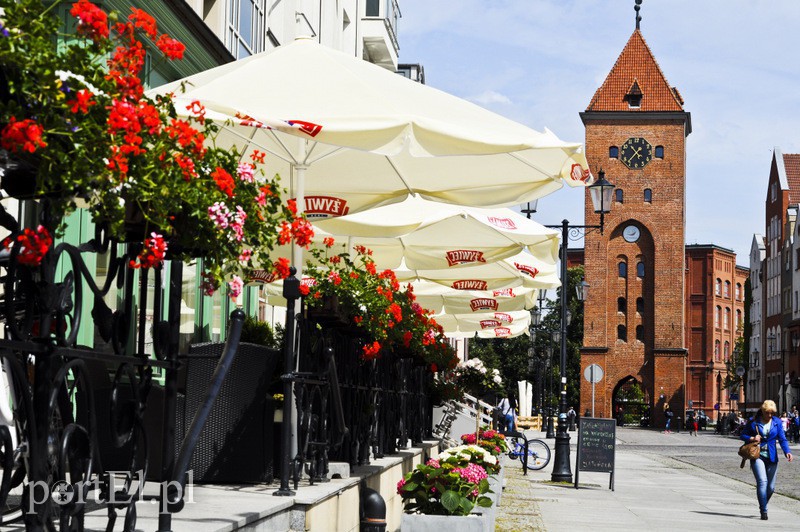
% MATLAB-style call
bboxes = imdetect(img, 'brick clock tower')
[579,22,692,427]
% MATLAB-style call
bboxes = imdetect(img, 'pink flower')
[396,478,406,494]
[425,458,440,469]
[208,202,231,229]
[237,162,255,183]
[230,206,247,242]
[239,249,253,262]
[228,275,243,300]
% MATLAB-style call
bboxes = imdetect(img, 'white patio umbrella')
[395,249,559,291]
[434,310,532,334]
[311,197,559,270]
[410,283,541,315]
[262,198,559,271]
[152,37,592,226]
[446,321,531,339]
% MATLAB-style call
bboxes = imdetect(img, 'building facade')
[578,26,691,425]
[748,234,766,408]
[752,148,800,414]
[684,245,747,419]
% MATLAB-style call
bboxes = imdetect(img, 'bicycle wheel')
[505,436,524,460]
[524,439,551,471]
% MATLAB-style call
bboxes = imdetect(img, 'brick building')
[684,245,748,418]
[578,26,691,426]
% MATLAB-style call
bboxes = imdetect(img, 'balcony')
[362,0,400,71]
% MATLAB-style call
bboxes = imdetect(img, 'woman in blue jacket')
[740,399,793,520]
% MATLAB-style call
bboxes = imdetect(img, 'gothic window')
[655,145,664,158]
[636,325,644,342]
[636,297,644,313]
[618,297,626,313]
[644,188,652,203]
[609,146,619,158]
[617,325,627,342]
[724,281,731,298]
[724,341,730,361]
[715,279,722,296]
[736,283,742,300]
[714,340,721,361]
[636,261,645,278]
[615,188,624,204]
[715,306,721,328]
[618,261,627,278]
[724,308,730,330]
[736,309,742,329]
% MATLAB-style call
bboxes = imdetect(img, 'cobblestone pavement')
[494,459,545,531]
[494,426,800,531]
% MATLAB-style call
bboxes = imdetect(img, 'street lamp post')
[539,171,615,484]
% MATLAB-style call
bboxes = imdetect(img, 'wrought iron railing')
[0,201,244,531]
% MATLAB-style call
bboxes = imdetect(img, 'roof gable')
[586,30,684,112]
[784,153,800,205]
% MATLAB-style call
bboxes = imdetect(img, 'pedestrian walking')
[686,411,697,436]
[740,399,794,521]
[789,405,799,443]
[497,395,517,433]
[664,405,674,434]
[567,406,577,431]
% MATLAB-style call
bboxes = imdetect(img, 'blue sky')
[397,0,800,264]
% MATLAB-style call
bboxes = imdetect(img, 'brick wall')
[581,117,688,422]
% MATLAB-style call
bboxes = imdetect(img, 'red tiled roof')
[785,154,800,205]
[586,30,684,112]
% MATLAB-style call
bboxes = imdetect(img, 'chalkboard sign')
[574,417,616,490]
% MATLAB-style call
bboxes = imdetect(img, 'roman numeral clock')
[620,137,652,169]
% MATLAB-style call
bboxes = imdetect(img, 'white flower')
[493,375,502,384]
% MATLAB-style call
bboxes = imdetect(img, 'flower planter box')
[400,512,490,532]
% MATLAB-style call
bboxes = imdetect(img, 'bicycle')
[505,431,551,474]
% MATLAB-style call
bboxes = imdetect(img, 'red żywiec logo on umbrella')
[570,163,591,183]
[494,312,513,323]
[248,270,277,284]
[492,288,514,297]
[480,320,502,329]
[486,217,517,230]
[445,250,486,267]
[287,120,323,137]
[303,196,350,218]
[494,327,512,337]
[470,298,498,311]
[452,280,488,291]
[514,263,539,278]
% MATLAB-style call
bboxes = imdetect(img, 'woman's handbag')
[738,441,761,468]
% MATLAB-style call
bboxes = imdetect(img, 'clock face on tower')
[622,225,641,243]
[620,137,652,169]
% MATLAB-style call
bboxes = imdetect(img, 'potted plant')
[0,0,311,293]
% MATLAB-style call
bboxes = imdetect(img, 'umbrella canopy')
[411,283,542,315]
[152,37,592,218]
[434,310,531,334]
[311,197,559,270]
[395,250,559,292]
[446,321,531,339]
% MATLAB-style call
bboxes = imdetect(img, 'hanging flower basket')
[0,0,314,294]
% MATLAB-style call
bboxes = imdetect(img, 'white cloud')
[467,90,512,106]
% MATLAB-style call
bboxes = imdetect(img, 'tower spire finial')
[634,0,643,30]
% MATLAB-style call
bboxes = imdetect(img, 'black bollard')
[545,410,555,439]
[361,487,387,532]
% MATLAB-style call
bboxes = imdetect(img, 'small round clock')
[620,137,653,169]
[623,225,640,243]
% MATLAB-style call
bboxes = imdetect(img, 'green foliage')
[0,0,295,291]
[397,445,497,516]
[240,315,280,349]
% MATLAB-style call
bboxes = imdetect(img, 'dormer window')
[626,80,643,108]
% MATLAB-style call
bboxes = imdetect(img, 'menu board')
[575,417,616,490]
